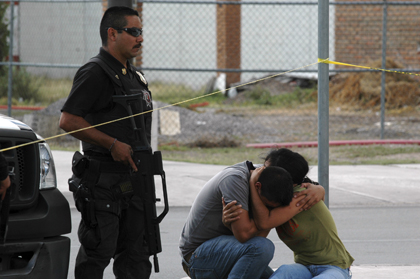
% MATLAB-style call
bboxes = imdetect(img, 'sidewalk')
[180,266,420,279]
[52,151,420,279]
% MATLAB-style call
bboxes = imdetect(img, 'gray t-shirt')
[179,161,252,257]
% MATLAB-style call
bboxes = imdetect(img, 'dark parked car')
[0,114,71,278]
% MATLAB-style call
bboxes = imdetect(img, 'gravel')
[18,98,420,147]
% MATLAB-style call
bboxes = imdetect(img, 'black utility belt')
[72,151,129,178]
[88,158,129,173]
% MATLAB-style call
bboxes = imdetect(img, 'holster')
[69,151,101,228]
[71,151,89,178]
[68,151,127,228]
[74,181,97,228]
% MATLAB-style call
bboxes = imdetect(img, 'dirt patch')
[329,59,420,109]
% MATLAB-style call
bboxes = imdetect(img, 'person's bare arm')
[223,168,303,231]
[249,167,303,231]
[0,176,10,200]
[256,229,271,238]
[227,205,259,243]
[59,111,137,171]
[222,197,242,229]
[293,183,325,211]
[221,197,265,243]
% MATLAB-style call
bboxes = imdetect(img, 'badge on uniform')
[136,71,148,85]
[142,89,152,108]
[122,68,127,75]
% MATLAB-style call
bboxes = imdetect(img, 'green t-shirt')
[276,186,354,269]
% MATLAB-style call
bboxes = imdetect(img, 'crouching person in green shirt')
[223,149,354,279]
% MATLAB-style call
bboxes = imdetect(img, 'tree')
[0,3,9,76]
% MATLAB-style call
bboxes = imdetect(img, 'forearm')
[223,198,277,241]
[250,181,301,230]
[249,180,271,230]
[0,176,11,200]
[228,215,270,242]
[256,228,271,238]
[257,204,301,230]
[231,217,260,243]
[294,184,325,210]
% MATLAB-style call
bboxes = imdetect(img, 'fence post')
[318,0,329,207]
[216,0,241,87]
[135,1,143,68]
[380,0,388,139]
[7,1,14,117]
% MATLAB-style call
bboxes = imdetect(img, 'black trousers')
[74,172,152,279]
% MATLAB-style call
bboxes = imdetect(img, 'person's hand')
[293,183,325,211]
[0,176,11,200]
[222,198,242,229]
[249,166,265,189]
[110,140,138,172]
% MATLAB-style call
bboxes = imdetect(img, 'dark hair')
[258,166,294,206]
[264,148,309,185]
[100,6,139,46]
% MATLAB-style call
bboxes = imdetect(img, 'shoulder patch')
[142,89,152,108]
[136,71,148,85]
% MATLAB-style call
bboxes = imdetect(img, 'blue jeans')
[270,263,352,279]
[184,235,275,279]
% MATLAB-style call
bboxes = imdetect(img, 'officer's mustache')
[134,43,142,49]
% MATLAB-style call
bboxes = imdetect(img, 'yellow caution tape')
[318,58,420,77]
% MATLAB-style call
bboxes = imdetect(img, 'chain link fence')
[1,0,420,148]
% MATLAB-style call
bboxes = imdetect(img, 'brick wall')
[217,0,241,86]
[335,0,420,69]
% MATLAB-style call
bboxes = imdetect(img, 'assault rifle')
[113,93,169,273]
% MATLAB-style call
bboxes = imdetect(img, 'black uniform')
[0,153,7,182]
[62,48,153,279]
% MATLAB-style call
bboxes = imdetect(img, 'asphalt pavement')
[53,150,420,279]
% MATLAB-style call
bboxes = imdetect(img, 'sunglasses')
[110,27,143,37]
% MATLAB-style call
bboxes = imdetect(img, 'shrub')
[0,67,42,103]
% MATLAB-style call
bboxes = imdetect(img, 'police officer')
[59,6,152,279]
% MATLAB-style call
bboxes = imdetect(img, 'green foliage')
[37,78,72,105]
[336,145,420,159]
[157,144,420,166]
[149,81,206,108]
[0,3,9,75]
[244,86,272,105]
[270,88,315,107]
[201,91,226,104]
[148,81,318,110]
[241,87,316,107]
[0,67,42,103]
[0,4,41,105]
[158,145,269,165]
[149,81,234,108]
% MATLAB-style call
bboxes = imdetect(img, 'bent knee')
[251,237,275,259]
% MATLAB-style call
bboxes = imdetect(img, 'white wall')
[18,2,102,78]
[14,1,335,88]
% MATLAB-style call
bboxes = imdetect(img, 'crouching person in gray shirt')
[179,161,319,279]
